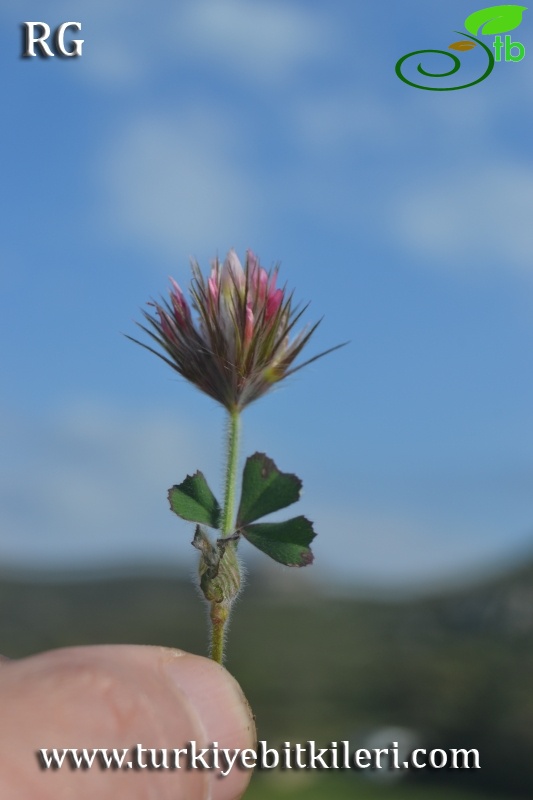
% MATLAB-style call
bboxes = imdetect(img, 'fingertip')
[0,645,256,800]
[162,651,256,800]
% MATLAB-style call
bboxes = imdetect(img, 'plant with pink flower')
[129,249,343,663]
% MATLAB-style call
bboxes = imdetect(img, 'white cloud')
[310,505,533,593]
[99,109,260,258]
[38,0,331,88]
[79,38,143,86]
[53,0,151,87]
[392,163,533,276]
[0,400,219,569]
[174,0,331,84]
[289,91,396,151]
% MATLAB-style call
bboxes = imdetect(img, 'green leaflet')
[236,452,302,527]
[168,471,220,528]
[242,516,315,567]
[464,5,527,36]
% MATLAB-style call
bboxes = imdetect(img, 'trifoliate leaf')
[464,5,527,36]
[237,452,302,526]
[168,472,220,528]
[241,516,315,567]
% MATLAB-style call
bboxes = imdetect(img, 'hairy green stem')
[220,409,241,537]
[209,409,241,663]
[210,601,230,664]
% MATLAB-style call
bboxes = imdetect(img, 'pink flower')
[131,249,341,411]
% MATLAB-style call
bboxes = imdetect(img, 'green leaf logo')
[464,4,527,36]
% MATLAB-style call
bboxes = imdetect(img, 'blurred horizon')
[2,532,533,601]
[2,557,533,797]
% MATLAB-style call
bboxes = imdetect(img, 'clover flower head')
[132,249,337,411]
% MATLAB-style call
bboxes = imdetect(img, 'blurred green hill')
[1,556,533,799]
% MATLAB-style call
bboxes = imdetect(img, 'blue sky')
[1,1,533,591]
